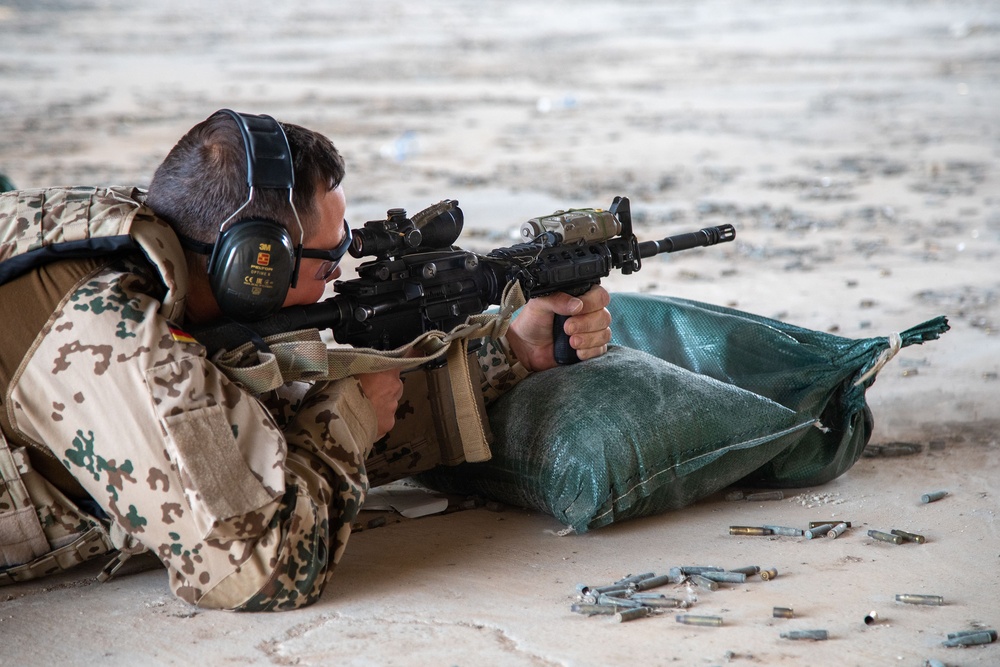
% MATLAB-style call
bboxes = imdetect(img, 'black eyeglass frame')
[300,219,352,279]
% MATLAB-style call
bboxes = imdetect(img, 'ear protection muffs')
[207,109,304,321]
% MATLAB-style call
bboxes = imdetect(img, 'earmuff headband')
[211,109,304,288]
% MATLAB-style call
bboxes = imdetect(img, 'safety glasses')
[300,219,353,280]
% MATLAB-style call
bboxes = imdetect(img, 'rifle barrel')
[638,224,735,258]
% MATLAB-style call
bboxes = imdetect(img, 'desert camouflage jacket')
[0,186,523,610]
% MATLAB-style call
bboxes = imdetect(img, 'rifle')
[190,196,735,364]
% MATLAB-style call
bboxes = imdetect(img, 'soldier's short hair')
[146,111,346,245]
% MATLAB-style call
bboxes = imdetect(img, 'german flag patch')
[169,326,198,344]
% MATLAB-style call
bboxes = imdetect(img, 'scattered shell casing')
[760,568,778,581]
[809,521,852,528]
[868,529,904,544]
[890,529,926,544]
[942,631,995,647]
[571,603,618,616]
[597,587,632,598]
[688,573,719,591]
[895,593,944,606]
[724,490,745,501]
[764,525,804,537]
[946,628,997,641]
[614,607,651,623]
[729,565,761,575]
[864,611,881,625]
[730,526,773,536]
[632,573,674,591]
[921,490,948,504]
[679,566,725,574]
[773,606,794,619]
[592,584,632,595]
[700,570,747,584]
[676,614,723,627]
[637,597,687,608]
[781,629,828,641]
[745,490,784,501]
[827,522,850,539]
[615,572,656,586]
[805,523,834,539]
[596,594,643,608]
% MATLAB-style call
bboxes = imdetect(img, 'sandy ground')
[1,1,998,665]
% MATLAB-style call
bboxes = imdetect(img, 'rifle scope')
[349,199,464,259]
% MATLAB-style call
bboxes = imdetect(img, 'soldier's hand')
[506,285,612,372]
[358,369,404,439]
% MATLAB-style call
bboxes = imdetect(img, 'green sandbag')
[418,293,948,533]
[606,293,948,487]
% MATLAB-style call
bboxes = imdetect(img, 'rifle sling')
[210,281,527,464]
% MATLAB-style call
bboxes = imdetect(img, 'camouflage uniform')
[0,186,524,610]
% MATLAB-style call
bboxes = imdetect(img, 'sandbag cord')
[853,331,902,387]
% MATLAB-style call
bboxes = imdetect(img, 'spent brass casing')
[827,522,849,539]
[946,628,997,641]
[780,629,828,641]
[763,525,804,537]
[676,614,723,627]
[809,521,852,528]
[592,584,631,595]
[597,594,643,608]
[773,606,794,619]
[805,523,834,539]
[632,573,674,591]
[730,526,773,536]
[700,571,747,584]
[615,572,656,586]
[895,593,944,606]
[679,566,725,574]
[942,631,995,647]
[921,490,948,503]
[637,597,687,608]
[864,611,881,625]
[868,529,904,544]
[614,607,651,623]
[760,568,778,581]
[689,574,719,591]
[890,529,926,544]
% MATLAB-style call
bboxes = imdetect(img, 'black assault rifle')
[191,196,735,365]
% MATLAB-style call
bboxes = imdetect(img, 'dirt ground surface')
[1,1,998,666]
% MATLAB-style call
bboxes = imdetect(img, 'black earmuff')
[207,109,303,321]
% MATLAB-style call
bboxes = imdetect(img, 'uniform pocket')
[0,441,111,581]
[161,404,278,541]
[0,443,50,568]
